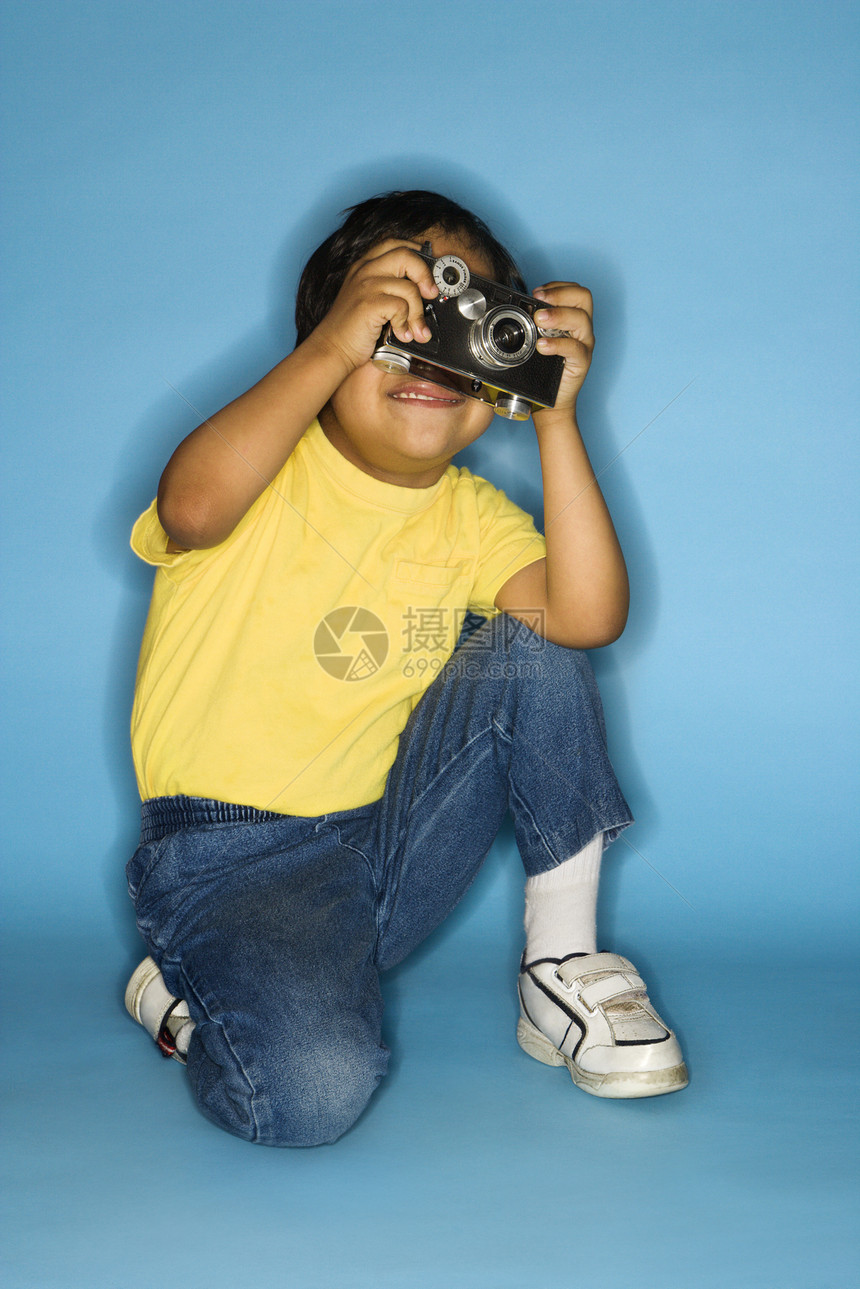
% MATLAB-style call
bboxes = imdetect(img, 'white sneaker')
[517,951,688,1099]
[124,957,195,1064]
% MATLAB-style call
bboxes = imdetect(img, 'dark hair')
[294,190,526,345]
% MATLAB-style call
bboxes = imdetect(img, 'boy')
[125,190,687,1147]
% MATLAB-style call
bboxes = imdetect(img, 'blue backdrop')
[2,3,857,1287]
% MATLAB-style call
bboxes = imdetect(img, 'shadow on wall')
[96,155,663,962]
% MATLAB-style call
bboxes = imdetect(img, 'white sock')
[523,833,603,962]
[139,966,195,1054]
[166,1008,195,1056]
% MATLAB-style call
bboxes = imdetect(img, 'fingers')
[535,306,594,356]
[346,242,439,343]
[356,240,437,289]
[531,281,593,310]
[370,289,430,344]
[346,242,439,301]
[532,282,594,358]
[533,282,593,318]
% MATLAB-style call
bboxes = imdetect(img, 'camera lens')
[490,318,526,354]
[470,306,537,367]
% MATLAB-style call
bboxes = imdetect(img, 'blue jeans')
[126,615,632,1146]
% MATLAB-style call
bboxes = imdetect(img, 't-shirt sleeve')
[468,477,546,615]
[130,476,280,576]
[130,500,205,571]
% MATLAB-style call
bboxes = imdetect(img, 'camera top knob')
[456,287,487,320]
[432,254,470,297]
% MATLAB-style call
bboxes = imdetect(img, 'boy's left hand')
[532,282,594,415]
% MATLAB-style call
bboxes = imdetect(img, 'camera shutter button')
[456,288,486,320]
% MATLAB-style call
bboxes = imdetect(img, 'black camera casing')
[371,250,564,420]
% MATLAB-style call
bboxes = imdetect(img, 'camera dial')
[372,345,412,375]
[494,393,533,421]
[432,254,470,297]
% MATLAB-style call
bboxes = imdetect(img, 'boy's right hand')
[309,240,439,377]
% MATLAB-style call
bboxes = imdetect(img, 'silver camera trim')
[470,306,538,368]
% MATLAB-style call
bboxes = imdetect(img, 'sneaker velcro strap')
[578,972,646,1009]
[556,952,633,981]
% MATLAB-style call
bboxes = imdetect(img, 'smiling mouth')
[388,379,464,405]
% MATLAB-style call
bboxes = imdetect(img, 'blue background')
[2,2,857,1286]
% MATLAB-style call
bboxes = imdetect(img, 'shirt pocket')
[392,559,469,587]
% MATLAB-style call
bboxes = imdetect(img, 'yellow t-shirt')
[130,418,546,815]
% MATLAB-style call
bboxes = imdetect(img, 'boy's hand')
[531,282,595,416]
[310,240,439,377]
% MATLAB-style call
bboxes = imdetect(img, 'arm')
[494,283,629,649]
[157,242,439,549]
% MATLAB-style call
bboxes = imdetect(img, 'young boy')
[124,190,687,1147]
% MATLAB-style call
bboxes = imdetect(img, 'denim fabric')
[126,615,632,1146]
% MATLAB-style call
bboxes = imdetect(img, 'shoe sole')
[517,1016,689,1099]
[124,955,161,1022]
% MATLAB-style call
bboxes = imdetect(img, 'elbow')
[579,620,626,649]
[583,603,629,648]
[544,603,629,650]
[543,569,630,650]
[156,482,233,550]
[553,625,626,650]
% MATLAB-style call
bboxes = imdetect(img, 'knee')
[264,1037,387,1147]
[189,1020,388,1148]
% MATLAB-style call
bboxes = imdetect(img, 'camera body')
[371,249,564,420]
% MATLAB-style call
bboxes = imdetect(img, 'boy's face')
[320,228,498,488]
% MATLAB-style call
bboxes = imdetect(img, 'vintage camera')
[371,247,565,420]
